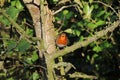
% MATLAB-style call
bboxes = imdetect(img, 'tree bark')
[40,0,56,79]
[23,0,56,80]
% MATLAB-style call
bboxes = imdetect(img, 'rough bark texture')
[22,0,43,58]
[23,0,56,80]
[42,5,56,54]
[41,1,56,79]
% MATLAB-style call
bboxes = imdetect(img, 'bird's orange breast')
[56,33,68,48]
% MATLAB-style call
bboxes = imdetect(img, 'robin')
[56,33,69,48]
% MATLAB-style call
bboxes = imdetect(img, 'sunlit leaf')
[7,77,14,80]
[33,71,40,80]
[63,10,69,15]
[31,52,39,62]
[89,0,93,3]
[73,29,81,37]
[92,54,99,59]
[83,3,89,14]
[16,0,24,11]
[11,0,16,7]
[55,17,60,21]
[52,0,58,3]
[83,3,93,19]
[87,22,97,29]
[65,11,73,19]
[26,28,33,35]
[95,20,105,26]
[64,29,73,34]
[87,55,90,61]
[1,16,10,26]
[74,0,83,8]
[93,46,102,52]
[79,36,84,41]
[25,57,33,65]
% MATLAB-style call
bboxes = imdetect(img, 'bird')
[56,33,69,76]
[56,33,69,48]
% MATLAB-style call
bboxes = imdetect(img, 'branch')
[0,9,42,43]
[69,72,97,79]
[54,62,76,73]
[0,9,32,42]
[53,4,77,15]
[51,20,120,59]
[93,1,119,17]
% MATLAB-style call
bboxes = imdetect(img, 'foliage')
[0,0,120,80]
[0,0,40,79]
[52,0,119,80]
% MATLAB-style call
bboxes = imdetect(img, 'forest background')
[0,0,120,80]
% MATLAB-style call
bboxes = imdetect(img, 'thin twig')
[56,16,66,32]
[51,20,120,59]
[0,9,42,43]
[0,9,32,42]
[69,72,98,79]
[53,4,77,15]
[93,1,119,17]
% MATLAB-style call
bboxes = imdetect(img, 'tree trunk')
[23,0,56,80]
[40,0,56,79]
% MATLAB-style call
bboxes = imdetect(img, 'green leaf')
[96,10,105,17]
[93,46,102,52]
[31,52,39,62]
[65,11,73,19]
[25,57,33,65]
[6,6,19,20]
[87,55,90,61]
[89,0,93,3]
[79,36,84,41]
[83,3,93,19]
[92,54,99,59]
[63,10,69,15]
[7,40,17,51]
[52,0,58,3]
[26,28,33,35]
[94,4,99,9]
[77,22,84,27]
[1,6,19,26]
[100,41,112,49]
[73,29,81,37]
[7,77,14,80]
[104,12,111,19]
[16,39,31,52]
[33,71,40,80]
[64,29,73,34]
[87,22,97,29]
[55,17,60,21]
[95,20,105,26]
[74,0,83,8]
[16,0,24,11]
[0,16,10,25]
[83,3,89,14]
[11,0,16,7]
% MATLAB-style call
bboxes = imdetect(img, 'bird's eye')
[61,35,65,37]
